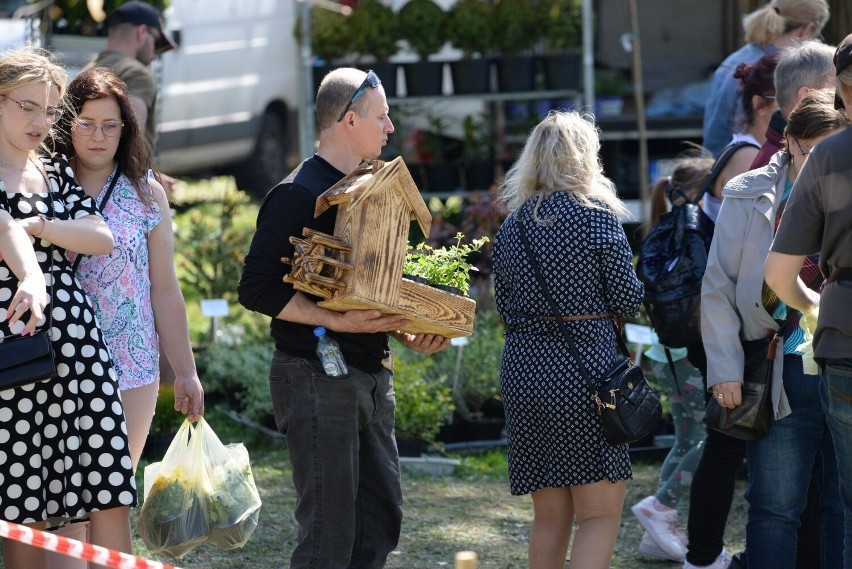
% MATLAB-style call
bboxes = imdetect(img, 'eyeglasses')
[336,70,381,122]
[73,119,125,137]
[5,96,63,124]
[794,137,811,157]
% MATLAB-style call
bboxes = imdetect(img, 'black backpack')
[636,141,753,348]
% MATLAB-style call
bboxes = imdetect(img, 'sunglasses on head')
[336,70,381,122]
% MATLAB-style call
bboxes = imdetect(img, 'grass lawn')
[120,446,746,569]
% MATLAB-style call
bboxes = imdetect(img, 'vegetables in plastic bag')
[200,421,262,549]
[138,418,263,558]
[138,419,209,558]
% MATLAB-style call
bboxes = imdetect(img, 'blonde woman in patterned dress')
[493,110,644,569]
[0,49,137,569]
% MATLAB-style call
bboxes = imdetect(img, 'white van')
[156,0,301,193]
[4,0,301,195]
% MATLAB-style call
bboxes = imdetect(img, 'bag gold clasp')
[595,389,618,413]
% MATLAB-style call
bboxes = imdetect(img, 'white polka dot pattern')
[0,154,136,524]
[493,193,644,495]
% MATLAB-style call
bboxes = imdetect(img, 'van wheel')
[235,109,288,196]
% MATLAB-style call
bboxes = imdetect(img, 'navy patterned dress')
[493,193,644,495]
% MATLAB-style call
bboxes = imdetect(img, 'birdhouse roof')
[315,157,432,237]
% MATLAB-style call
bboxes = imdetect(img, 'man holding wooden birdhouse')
[238,67,450,569]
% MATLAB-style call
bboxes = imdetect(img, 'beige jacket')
[701,152,791,420]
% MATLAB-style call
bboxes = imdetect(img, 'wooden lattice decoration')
[282,228,354,299]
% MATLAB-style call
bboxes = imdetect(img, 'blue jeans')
[745,356,843,569]
[269,351,403,569]
[821,357,852,569]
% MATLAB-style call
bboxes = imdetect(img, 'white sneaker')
[631,495,687,562]
[639,531,672,559]
[682,548,731,569]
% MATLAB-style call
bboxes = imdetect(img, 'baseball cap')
[107,1,177,54]
[833,33,852,109]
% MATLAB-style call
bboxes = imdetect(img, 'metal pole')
[627,0,649,231]
[582,0,595,112]
[297,0,316,160]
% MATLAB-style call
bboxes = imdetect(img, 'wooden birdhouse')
[282,157,475,337]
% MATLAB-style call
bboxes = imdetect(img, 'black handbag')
[0,166,58,390]
[0,330,56,389]
[703,317,794,441]
[516,216,662,445]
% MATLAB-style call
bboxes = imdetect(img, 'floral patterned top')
[71,169,162,390]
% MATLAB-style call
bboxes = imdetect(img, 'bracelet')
[37,214,49,238]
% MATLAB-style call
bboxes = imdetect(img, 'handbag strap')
[71,167,120,274]
[2,158,55,340]
[515,215,627,407]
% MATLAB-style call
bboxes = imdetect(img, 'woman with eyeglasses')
[46,65,203,569]
[55,66,204,468]
[699,88,847,569]
[0,50,137,569]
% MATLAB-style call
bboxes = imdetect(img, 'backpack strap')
[694,140,758,204]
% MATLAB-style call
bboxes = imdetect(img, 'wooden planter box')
[284,157,475,338]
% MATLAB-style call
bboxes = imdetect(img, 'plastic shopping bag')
[138,418,263,557]
[200,419,263,549]
[138,419,210,557]
[796,306,820,375]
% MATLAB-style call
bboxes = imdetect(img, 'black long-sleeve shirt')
[238,155,389,373]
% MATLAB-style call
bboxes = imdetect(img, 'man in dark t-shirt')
[766,34,852,569]
[238,67,449,568]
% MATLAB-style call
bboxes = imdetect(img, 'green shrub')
[431,307,505,419]
[446,0,494,57]
[195,341,275,428]
[398,0,447,60]
[392,349,455,443]
[350,0,401,62]
[294,5,352,63]
[493,0,543,55]
[542,0,582,51]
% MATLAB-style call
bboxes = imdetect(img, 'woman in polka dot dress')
[493,110,644,569]
[0,50,136,568]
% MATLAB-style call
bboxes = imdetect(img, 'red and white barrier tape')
[0,520,181,569]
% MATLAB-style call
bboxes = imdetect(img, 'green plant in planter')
[541,0,582,52]
[392,355,455,444]
[403,232,490,295]
[430,306,505,420]
[398,0,447,61]
[461,113,492,163]
[418,111,463,164]
[493,0,543,55]
[595,69,627,97]
[446,0,494,57]
[349,0,401,62]
[293,5,351,64]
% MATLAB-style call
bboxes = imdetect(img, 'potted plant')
[392,355,455,456]
[415,111,463,192]
[403,233,490,296]
[398,0,447,96]
[461,113,495,191]
[349,0,401,97]
[294,6,352,97]
[446,0,493,94]
[595,69,627,117]
[493,0,543,92]
[540,0,583,91]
